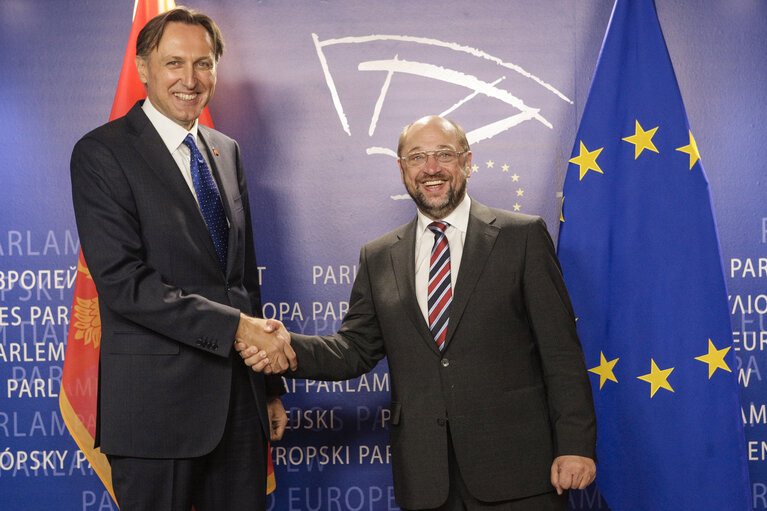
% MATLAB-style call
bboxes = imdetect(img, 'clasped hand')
[234,314,296,374]
[550,455,596,494]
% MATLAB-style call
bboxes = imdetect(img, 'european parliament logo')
[310,32,574,210]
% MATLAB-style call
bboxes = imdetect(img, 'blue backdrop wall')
[0,1,765,509]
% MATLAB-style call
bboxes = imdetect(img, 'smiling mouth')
[173,92,197,101]
[423,179,446,188]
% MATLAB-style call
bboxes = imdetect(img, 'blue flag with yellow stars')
[557,0,751,509]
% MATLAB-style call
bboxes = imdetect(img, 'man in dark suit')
[240,115,597,510]
[70,7,296,510]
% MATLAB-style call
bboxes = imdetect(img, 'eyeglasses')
[400,149,467,168]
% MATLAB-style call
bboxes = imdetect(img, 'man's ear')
[135,56,148,84]
[464,151,473,178]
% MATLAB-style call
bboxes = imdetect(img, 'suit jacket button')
[441,358,450,367]
[437,418,446,427]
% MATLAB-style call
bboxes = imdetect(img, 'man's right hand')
[234,314,296,374]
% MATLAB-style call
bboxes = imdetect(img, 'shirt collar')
[416,194,471,235]
[142,98,199,153]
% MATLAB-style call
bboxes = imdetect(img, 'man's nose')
[423,153,441,173]
[180,64,196,88]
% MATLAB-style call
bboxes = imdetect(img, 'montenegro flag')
[59,1,275,505]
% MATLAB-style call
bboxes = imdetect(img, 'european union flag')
[557,1,751,509]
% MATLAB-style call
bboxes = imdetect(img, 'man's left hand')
[266,396,288,441]
[550,455,596,495]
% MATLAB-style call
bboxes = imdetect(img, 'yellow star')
[694,338,732,378]
[637,359,674,397]
[569,141,604,180]
[676,130,700,170]
[501,164,509,172]
[622,120,659,159]
[472,164,479,173]
[516,188,524,197]
[560,196,565,223]
[513,203,521,211]
[486,160,494,168]
[511,174,519,182]
[588,352,619,389]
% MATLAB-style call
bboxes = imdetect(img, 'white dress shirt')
[141,98,216,206]
[414,195,471,324]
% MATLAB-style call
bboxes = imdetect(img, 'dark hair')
[136,6,224,61]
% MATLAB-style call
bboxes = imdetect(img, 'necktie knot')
[428,220,450,237]
[183,132,196,151]
[183,134,204,164]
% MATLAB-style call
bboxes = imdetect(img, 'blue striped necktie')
[183,134,229,272]
[427,221,452,350]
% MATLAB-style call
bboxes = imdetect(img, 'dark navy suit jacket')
[71,101,280,458]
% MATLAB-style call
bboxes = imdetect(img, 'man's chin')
[418,201,453,220]
[407,188,462,219]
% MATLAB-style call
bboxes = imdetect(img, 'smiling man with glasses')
[397,118,471,222]
[240,115,597,511]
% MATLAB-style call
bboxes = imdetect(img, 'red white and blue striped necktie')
[427,221,452,350]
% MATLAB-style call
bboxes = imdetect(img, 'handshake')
[234,314,296,374]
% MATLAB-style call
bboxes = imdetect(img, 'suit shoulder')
[483,204,545,230]
[471,202,554,247]
[75,115,132,149]
[199,125,237,149]
[361,222,412,253]
[70,116,138,175]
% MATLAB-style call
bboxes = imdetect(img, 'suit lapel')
[127,104,224,272]
[443,200,499,347]
[390,220,440,353]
